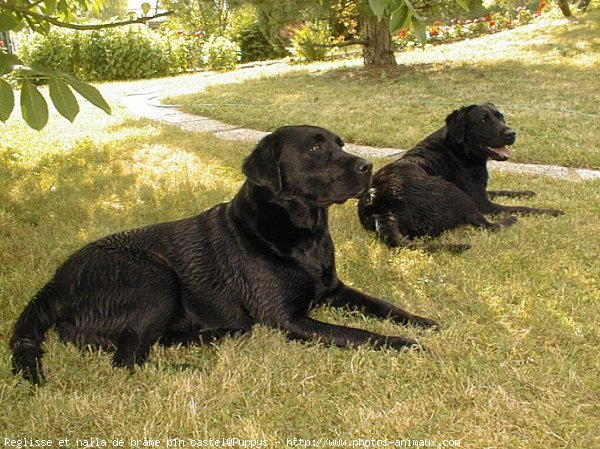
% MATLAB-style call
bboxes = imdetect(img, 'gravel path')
[117,69,599,182]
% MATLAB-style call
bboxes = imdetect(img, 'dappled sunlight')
[130,143,240,191]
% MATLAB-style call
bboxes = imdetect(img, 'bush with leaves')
[290,21,336,62]
[236,22,287,63]
[201,35,240,70]
[17,25,190,81]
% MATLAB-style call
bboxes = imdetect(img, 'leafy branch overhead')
[0,0,172,130]
[0,54,111,130]
[369,0,469,43]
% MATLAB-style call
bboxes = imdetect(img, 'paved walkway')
[120,81,600,182]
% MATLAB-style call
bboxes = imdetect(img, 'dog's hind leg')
[375,214,414,248]
[486,203,564,217]
[376,214,470,253]
[470,213,518,231]
[488,190,536,199]
[112,326,167,370]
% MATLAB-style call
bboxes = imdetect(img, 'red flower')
[430,28,439,36]
[176,29,184,35]
[538,1,547,8]
[434,21,441,26]
[488,20,496,27]
[0,40,4,47]
[505,19,512,25]
[398,29,408,38]
[194,31,204,38]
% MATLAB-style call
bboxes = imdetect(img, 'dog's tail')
[10,281,62,385]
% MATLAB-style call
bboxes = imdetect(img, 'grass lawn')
[169,9,600,170]
[1,82,599,447]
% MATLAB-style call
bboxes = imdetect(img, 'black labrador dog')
[357,104,563,252]
[11,125,438,384]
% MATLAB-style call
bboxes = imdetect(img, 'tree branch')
[0,1,174,30]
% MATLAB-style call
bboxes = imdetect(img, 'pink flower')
[0,40,4,47]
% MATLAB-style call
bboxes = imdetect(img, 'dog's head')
[243,125,372,207]
[445,103,516,161]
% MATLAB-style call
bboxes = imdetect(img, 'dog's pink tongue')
[491,146,512,158]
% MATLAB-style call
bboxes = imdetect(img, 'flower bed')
[395,2,549,48]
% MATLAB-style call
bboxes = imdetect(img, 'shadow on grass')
[0,119,253,329]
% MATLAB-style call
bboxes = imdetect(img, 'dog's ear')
[445,107,466,145]
[242,132,282,193]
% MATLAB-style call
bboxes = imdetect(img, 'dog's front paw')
[520,190,537,198]
[409,314,441,331]
[386,336,421,351]
[544,208,565,216]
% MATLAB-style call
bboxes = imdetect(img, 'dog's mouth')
[487,145,512,161]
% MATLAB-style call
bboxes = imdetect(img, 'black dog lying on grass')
[11,125,438,385]
[357,103,564,252]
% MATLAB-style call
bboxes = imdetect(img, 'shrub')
[17,28,80,76]
[79,26,173,80]
[17,25,191,81]
[201,36,240,70]
[236,22,287,63]
[162,29,205,72]
[290,22,336,62]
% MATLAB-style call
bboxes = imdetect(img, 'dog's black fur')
[11,125,438,385]
[357,104,563,252]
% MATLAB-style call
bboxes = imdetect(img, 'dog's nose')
[504,129,517,142]
[355,159,373,174]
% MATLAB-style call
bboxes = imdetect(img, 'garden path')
[113,63,599,181]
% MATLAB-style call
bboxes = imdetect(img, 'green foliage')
[0,0,104,34]
[290,22,337,62]
[80,26,173,80]
[201,35,241,70]
[236,22,287,62]
[161,0,254,39]
[17,26,195,81]
[17,28,80,76]
[0,0,173,129]
[0,52,110,129]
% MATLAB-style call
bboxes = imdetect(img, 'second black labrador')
[357,104,563,252]
[11,125,438,385]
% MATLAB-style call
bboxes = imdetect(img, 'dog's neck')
[230,181,328,241]
[440,128,488,166]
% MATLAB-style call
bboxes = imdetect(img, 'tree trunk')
[362,14,396,66]
[556,0,573,17]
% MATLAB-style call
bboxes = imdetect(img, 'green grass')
[1,85,599,447]
[169,10,600,169]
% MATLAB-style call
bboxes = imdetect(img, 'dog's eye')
[310,144,321,152]
[481,117,488,124]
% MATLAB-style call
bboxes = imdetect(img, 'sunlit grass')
[169,10,600,169]
[1,18,599,446]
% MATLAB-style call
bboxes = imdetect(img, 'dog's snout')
[504,129,517,143]
[355,159,373,174]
